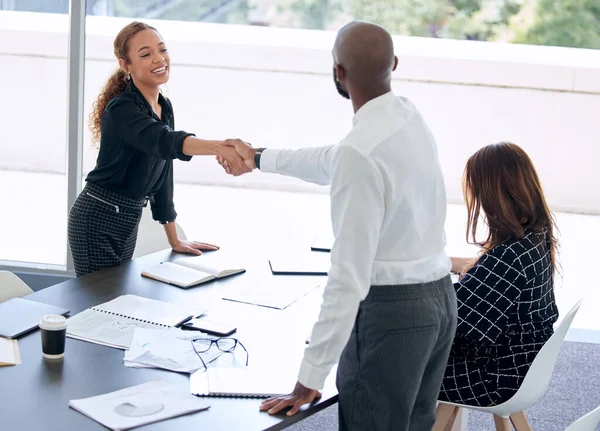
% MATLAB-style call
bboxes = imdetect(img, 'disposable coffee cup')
[40,314,67,359]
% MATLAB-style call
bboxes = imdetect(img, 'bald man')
[218,21,457,430]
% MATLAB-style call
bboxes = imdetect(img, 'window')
[82,0,345,194]
[82,1,600,50]
[0,3,70,267]
[1,0,597,273]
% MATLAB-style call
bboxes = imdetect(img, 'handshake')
[215,138,256,177]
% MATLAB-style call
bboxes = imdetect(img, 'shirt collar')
[352,91,396,126]
[125,80,171,121]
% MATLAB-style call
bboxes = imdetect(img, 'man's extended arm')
[219,140,336,186]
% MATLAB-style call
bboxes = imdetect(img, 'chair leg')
[432,404,459,431]
[510,411,532,431]
[451,408,469,431]
[493,414,512,431]
[443,407,460,431]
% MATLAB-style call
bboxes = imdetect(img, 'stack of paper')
[69,380,210,430]
[124,328,222,373]
[0,337,21,366]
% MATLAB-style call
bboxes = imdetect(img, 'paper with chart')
[124,328,223,373]
[69,380,210,431]
[222,279,322,309]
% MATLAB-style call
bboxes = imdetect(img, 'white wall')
[1,11,599,213]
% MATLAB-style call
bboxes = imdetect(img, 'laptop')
[0,298,69,339]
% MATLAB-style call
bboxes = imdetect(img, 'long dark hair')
[89,21,158,146]
[463,142,558,274]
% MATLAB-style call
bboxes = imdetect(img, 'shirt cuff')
[151,204,177,223]
[258,149,282,173]
[297,358,331,390]
[174,132,195,162]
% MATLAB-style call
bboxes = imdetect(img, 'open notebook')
[142,256,245,289]
[66,295,208,350]
[191,368,294,398]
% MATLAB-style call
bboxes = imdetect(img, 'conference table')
[0,248,338,430]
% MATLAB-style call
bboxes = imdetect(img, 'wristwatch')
[254,148,266,170]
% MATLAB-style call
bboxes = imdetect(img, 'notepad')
[191,368,294,398]
[141,256,245,289]
[0,337,21,366]
[66,295,207,350]
[269,252,331,276]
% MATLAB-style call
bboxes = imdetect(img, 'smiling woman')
[67,21,252,278]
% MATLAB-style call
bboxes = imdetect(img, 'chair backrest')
[495,299,582,416]
[564,404,600,431]
[0,271,33,303]
[132,207,187,259]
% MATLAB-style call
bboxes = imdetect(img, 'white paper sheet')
[69,380,210,431]
[223,279,321,309]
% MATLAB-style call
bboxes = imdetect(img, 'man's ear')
[335,64,346,81]
[118,58,128,74]
[392,56,398,72]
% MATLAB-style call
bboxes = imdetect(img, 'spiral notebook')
[191,368,293,398]
[66,295,208,350]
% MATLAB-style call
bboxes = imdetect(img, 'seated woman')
[438,142,559,407]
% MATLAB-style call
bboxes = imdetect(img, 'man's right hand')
[216,139,256,174]
[215,139,254,176]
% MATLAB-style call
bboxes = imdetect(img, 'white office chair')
[132,206,187,259]
[0,270,34,303]
[564,404,600,431]
[434,299,583,431]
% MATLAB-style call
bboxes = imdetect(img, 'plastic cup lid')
[40,314,67,330]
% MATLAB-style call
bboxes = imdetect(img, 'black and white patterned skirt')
[67,182,147,277]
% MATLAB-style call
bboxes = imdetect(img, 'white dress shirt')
[260,91,451,390]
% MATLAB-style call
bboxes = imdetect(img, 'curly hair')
[89,21,157,147]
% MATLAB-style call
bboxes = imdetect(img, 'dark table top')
[0,249,337,431]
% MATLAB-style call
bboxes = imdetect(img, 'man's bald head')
[332,21,397,97]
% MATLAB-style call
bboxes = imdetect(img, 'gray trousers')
[337,276,457,431]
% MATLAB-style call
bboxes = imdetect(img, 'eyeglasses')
[190,337,249,371]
